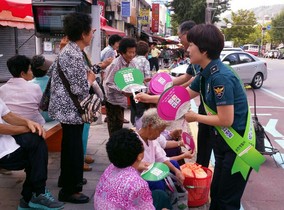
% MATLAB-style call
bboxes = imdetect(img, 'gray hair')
[141,108,169,129]
[178,20,196,34]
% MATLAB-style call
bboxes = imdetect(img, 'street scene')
[0,0,284,210]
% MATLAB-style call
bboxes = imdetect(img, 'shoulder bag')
[57,61,101,123]
[39,78,51,111]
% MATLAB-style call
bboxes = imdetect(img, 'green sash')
[199,68,265,180]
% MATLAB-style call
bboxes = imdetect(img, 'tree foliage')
[222,10,257,46]
[270,10,284,44]
[169,0,230,34]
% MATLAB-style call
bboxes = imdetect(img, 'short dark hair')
[106,128,144,168]
[31,55,47,77]
[118,37,137,54]
[108,34,122,46]
[7,55,31,77]
[178,20,196,34]
[187,24,224,60]
[151,42,157,46]
[136,41,149,56]
[63,12,92,42]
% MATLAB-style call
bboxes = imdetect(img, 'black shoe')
[58,190,89,204]
[58,178,87,188]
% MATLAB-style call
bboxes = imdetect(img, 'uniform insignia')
[214,85,225,99]
[210,65,219,74]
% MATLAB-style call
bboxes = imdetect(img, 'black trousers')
[209,133,250,210]
[0,133,48,201]
[129,95,150,125]
[105,101,124,136]
[149,57,159,71]
[196,103,213,167]
[59,123,84,195]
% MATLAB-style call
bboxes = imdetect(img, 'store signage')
[152,3,159,33]
[121,1,131,17]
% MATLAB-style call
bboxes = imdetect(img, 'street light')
[227,23,232,28]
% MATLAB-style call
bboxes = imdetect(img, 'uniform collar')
[200,59,221,79]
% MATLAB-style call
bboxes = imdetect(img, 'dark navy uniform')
[190,59,250,210]
[187,64,213,167]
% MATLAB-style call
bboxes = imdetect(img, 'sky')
[146,0,283,11]
[230,0,283,11]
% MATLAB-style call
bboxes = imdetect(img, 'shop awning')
[0,10,34,29]
[152,35,180,45]
[101,25,126,36]
[1,0,125,36]
[0,0,33,18]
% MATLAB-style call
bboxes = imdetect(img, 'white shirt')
[0,78,45,125]
[157,134,167,149]
[0,99,20,159]
[100,45,116,61]
[138,133,169,163]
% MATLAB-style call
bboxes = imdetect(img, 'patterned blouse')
[48,42,90,124]
[133,55,151,80]
[94,164,155,210]
[103,55,137,109]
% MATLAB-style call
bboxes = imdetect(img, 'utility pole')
[205,0,214,24]
[260,27,266,56]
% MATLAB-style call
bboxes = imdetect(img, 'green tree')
[169,0,230,33]
[222,10,257,46]
[270,10,284,44]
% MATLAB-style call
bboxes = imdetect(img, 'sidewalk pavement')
[5,106,282,210]
[0,108,208,210]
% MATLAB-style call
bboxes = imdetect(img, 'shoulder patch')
[210,64,219,74]
[213,85,225,99]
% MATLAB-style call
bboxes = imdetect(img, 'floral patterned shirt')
[48,42,90,124]
[133,55,151,80]
[94,164,155,210]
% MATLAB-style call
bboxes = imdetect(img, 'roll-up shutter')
[0,27,35,82]
[0,27,15,82]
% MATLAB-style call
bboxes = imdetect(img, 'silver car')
[170,51,267,89]
[220,51,267,89]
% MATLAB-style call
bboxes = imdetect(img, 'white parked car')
[169,64,189,77]
[170,51,267,89]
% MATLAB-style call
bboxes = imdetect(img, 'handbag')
[39,78,51,111]
[164,173,188,210]
[57,61,101,123]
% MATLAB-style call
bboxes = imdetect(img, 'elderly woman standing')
[48,12,96,204]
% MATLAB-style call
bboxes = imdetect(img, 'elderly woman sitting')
[136,108,185,191]
[94,128,172,210]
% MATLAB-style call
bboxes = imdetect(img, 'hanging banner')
[139,8,150,26]
[152,3,159,33]
[98,1,105,17]
[166,9,171,28]
[121,1,131,17]
[130,7,137,26]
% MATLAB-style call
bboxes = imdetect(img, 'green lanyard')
[200,67,265,180]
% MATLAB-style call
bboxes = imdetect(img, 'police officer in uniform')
[184,24,255,210]
[173,20,213,168]
[134,23,264,209]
